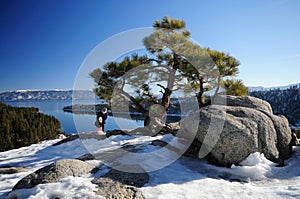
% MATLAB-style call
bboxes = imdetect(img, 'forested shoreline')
[0,102,62,151]
[250,85,300,126]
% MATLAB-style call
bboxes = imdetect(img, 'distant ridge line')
[0,90,99,101]
[248,83,300,91]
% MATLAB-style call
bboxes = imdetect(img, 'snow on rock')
[55,134,67,139]
[12,159,97,190]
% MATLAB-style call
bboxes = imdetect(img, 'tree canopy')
[179,48,241,106]
[90,16,245,126]
[222,79,249,96]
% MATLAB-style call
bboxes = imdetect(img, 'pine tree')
[90,16,243,125]
[222,79,248,96]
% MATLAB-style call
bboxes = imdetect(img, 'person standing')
[96,107,108,132]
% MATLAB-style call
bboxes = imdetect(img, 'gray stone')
[101,165,149,187]
[267,114,292,160]
[92,164,148,199]
[184,96,292,167]
[92,178,145,199]
[53,132,107,146]
[77,153,95,161]
[292,133,300,146]
[0,166,29,174]
[106,129,129,137]
[12,159,96,190]
[214,95,273,114]
[159,122,180,136]
[148,117,165,135]
[151,140,182,155]
[128,121,178,137]
[53,134,79,146]
[165,122,180,130]
[151,140,168,147]
[129,117,165,137]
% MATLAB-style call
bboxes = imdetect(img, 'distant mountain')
[0,90,99,101]
[249,84,300,126]
[248,86,266,91]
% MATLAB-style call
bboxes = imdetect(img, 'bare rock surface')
[92,164,148,199]
[182,95,293,167]
[12,159,96,190]
[92,177,145,199]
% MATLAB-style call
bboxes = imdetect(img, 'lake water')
[2,100,143,134]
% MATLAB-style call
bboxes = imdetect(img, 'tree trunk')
[144,113,151,127]
[210,75,222,104]
[161,87,172,110]
[197,77,205,107]
[197,76,215,108]
[161,53,180,111]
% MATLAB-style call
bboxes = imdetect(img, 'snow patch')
[6,177,104,199]
[1,135,300,198]
[231,152,275,180]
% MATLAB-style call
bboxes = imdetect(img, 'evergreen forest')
[0,102,62,151]
[250,85,300,126]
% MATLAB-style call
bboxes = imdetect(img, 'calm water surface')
[3,100,143,134]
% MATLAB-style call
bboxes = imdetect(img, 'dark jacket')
[97,111,108,124]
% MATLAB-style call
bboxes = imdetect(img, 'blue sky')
[0,0,299,92]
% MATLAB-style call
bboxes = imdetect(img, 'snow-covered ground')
[0,135,300,199]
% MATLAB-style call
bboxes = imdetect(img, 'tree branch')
[114,87,148,115]
[157,83,166,91]
[143,93,159,104]
[128,104,139,113]
[143,58,162,64]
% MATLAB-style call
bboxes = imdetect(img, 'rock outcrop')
[183,95,293,167]
[92,164,148,199]
[92,178,145,199]
[98,165,149,187]
[11,159,148,199]
[12,159,96,190]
